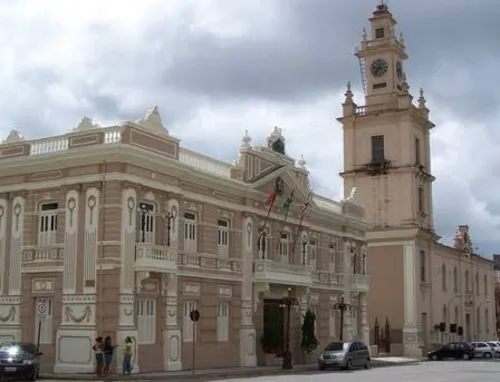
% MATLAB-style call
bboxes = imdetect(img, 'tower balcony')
[134,243,177,273]
[253,259,312,286]
[349,273,370,293]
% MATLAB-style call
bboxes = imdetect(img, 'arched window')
[475,272,479,296]
[465,270,470,293]
[279,232,290,264]
[138,202,155,243]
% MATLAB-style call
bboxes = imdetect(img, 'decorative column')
[116,188,139,373]
[240,216,257,366]
[402,243,420,357]
[0,198,6,296]
[0,196,22,341]
[343,240,352,339]
[55,189,98,373]
[360,293,369,345]
[83,187,99,294]
[163,273,181,370]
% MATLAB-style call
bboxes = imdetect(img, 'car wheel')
[345,359,352,370]
[431,354,438,361]
[484,352,492,359]
[364,358,371,369]
[463,354,469,360]
[29,369,37,381]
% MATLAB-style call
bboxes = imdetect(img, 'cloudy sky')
[1,0,499,255]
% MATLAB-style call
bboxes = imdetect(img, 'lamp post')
[258,229,267,259]
[138,204,151,243]
[333,296,352,341]
[279,287,298,369]
[163,210,176,247]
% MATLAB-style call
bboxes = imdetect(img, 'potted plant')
[300,309,319,363]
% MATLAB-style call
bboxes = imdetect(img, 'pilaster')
[402,242,420,357]
[9,196,24,296]
[359,293,370,345]
[0,198,7,296]
[163,273,182,371]
[83,187,99,294]
[117,188,139,372]
[240,216,256,366]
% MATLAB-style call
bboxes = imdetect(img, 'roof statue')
[241,130,252,148]
[137,105,168,135]
[267,126,285,155]
[74,116,99,131]
[2,129,24,143]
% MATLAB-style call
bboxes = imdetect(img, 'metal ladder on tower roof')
[358,57,367,96]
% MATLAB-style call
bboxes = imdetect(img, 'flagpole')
[276,190,295,250]
[276,208,291,250]
[257,199,276,259]
[292,192,311,264]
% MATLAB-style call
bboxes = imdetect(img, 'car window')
[349,342,358,352]
[324,342,348,352]
[358,342,367,350]
[477,343,487,348]
[487,342,497,347]
[448,343,457,350]
[0,343,36,355]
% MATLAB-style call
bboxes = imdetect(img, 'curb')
[40,361,422,381]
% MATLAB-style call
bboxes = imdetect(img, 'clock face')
[396,61,403,80]
[370,59,388,77]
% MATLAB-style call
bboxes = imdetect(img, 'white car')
[470,342,495,358]
[486,341,500,357]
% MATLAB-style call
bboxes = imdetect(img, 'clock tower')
[356,2,408,106]
[337,3,436,359]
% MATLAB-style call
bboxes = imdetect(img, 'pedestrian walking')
[103,336,116,376]
[92,337,104,377]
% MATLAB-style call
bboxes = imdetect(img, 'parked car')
[427,342,474,360]
[0,342,42,380]
[486,341,500,357]
[318,340,370,370]
[470,341,495,358]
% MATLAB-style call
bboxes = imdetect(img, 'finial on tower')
[362,28,367,41]
[399,32,405,46]
[344,81,354,102]
[418,88,427,108]
[241,130,252,148]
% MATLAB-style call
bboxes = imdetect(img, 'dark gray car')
[318,340,370,370]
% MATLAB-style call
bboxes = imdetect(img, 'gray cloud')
[0,1,499,255]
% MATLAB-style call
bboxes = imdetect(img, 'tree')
[300,309,319,353]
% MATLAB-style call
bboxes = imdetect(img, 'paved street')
[38,360,500,382]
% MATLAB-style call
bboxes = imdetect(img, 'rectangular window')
[183,212,197,253]
[476,307,481,335]
[136,298,156,344]
[420,250,426,282]
[217,220,229,257]
[484,274,488,296]
[139,203,155,243]
[485,308,489,333]
[375,27,385,39]
[442,304,447,324]
[217,301,229,342]
[183,301,197,342]
[328,309,336,338]
[258,228,269,259]
[372,82,387,90]
[371,135,385,163]
[279,233,289,263]
[418,187,424,213]
[34,297,53,344]
[415,138,421,164]
[454,306,459,324]
[39,203,58,245]
[453,267,458,292]
[309,240,317,269]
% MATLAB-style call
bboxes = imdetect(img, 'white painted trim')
[367,240,416,247]
[403,243,417,327]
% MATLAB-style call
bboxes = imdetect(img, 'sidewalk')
[40,357,422,381]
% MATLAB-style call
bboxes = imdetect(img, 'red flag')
[266,188,277,206]
[299,200,309,216]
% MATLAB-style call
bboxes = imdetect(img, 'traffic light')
[457,326,464,336]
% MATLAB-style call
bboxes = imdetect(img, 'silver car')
[470,341,494,358]
[318,340,370,370]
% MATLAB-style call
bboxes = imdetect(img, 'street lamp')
[333,296,352,341]
[163,210,176,247]
[279,287,298,370]
[138,204,152,243]
[258,229,267,259]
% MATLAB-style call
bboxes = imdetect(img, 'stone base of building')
[239,328,257,367]
[116,329,140,373]
[403,342,422,358]
[163,329,182,371]
[54,328,97,373]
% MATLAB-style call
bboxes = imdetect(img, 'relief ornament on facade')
[0,307,16,322]
[65,305,92,323]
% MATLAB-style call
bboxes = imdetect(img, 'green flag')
[283,190,294,212]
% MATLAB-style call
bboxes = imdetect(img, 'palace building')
[338,3,495,356]
[0,107,370,373]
